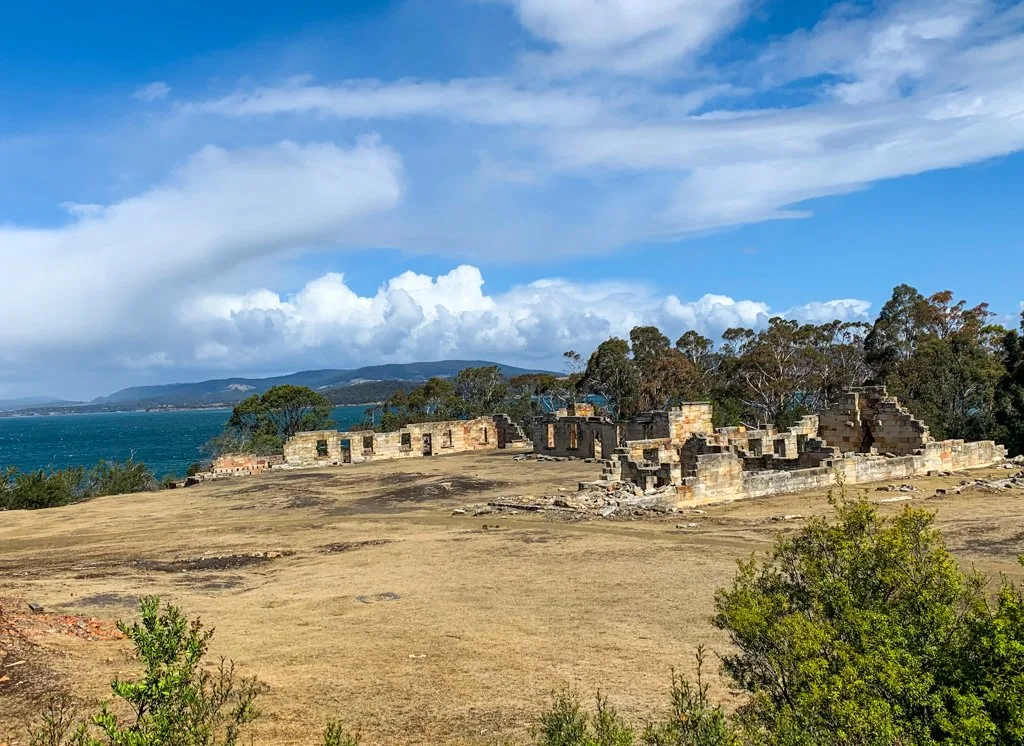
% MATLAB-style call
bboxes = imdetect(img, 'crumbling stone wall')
[284,416,508,467]
[818,386,931,455]
[590,386,1006,508]
[212,454,274,476]
[532,414,620,459]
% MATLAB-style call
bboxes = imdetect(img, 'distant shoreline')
[0,402,378,419]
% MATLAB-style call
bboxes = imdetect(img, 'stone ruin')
[283,414,528,468]
[535,386,1007,507]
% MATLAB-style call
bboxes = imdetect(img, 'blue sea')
[0,406,370,478]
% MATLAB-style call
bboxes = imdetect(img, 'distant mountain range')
[0,396,80,412]
[1,361,555,415]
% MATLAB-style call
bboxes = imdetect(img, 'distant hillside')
[324,380,414,406]
[91,361,553,408]
[0,396,79,412]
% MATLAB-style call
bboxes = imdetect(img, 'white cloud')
[183,0,1024,238]
[495,0,749,74]
[188,77,608,126]
[134,81,171,101]
[176,265,869,371]
[0,138,404,357]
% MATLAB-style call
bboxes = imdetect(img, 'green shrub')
[31,597,262,746]
[536,649,735,746]
[715,493,1024,745]
[1,458,157,510]
[84,457,155,497]
[0,466,84,510]
[30,598,361,746]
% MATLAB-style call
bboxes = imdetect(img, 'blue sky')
[2,0,1023,400]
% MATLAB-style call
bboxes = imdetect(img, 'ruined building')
[283,414,527,467]
[535,386,1006,506]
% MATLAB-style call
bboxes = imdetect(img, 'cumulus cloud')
[134,81,171,101]
[0,138,404,357]
[175,265,870,371]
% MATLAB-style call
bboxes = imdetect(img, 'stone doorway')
[340,439,352,464]
[593,431,603,460]
[422,433,433,456]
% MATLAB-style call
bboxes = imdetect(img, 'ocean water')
[0,406,370,478]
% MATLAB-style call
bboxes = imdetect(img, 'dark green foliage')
[715,487,1024,745]
[85,457,156,497]
[641,651,737,746]
[321,721,361,746]
[538,691,635,746]
[537,487,1024,746]
[1,458,156,510]
[536,650,737,746]
[995,312,1024,456]
[582,338,642,418]
[361,366,559,438]
[207,385,333,457]
[0,465,84,510]
[324,380,411,406]
[865,286,1004,441]
[30,597,262,746]
[29,599,361,746]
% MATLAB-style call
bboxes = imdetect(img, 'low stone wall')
[670,438,1006,507]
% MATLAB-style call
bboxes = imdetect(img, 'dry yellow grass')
[2,450,1022,745]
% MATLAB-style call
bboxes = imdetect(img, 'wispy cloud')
[134,81,172,101]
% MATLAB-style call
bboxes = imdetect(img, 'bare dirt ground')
[2,450,1023,745]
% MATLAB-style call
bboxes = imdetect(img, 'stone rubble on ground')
[453,482,682,520]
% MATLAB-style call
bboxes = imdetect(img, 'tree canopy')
[208,385,334,456]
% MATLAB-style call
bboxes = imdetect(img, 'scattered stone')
[27,602,43,614]
[770,514,804,521]
[599,506,618,517]
[473,506,493,516]
[452,508,467,516]
[356,592,400,604]
[875,496,915,503]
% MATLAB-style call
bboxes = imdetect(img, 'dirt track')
[2,450,1023,745]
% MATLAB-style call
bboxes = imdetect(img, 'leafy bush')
[31,597,262,746]
[0,465,83,510]
[537,484,1024,746]
[30,598,360,746]
[536,649,736,746]
[716,491,1024,745]
[84,457,155,497]
[1,458,156,511]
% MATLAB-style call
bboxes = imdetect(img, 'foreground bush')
[1,458,156,510]
[538,488,1024,746]
[31,597,360,746]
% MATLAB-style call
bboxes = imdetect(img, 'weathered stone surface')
[540,387,1006,510]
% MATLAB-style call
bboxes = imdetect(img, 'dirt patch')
[0,604,65,733]
[190,576,246,592]
[317,539,393,554]
[68,593,139,609]
[956,528,1024,558]
[373,476,508,505]
[130,551,294,573]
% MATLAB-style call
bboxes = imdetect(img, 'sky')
[2,0,1023,401]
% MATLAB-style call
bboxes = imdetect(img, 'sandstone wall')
[284,417,502,467]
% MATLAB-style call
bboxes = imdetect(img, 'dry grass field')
[2,449,1023,745]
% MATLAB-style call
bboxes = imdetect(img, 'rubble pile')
[456,483,679,519]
